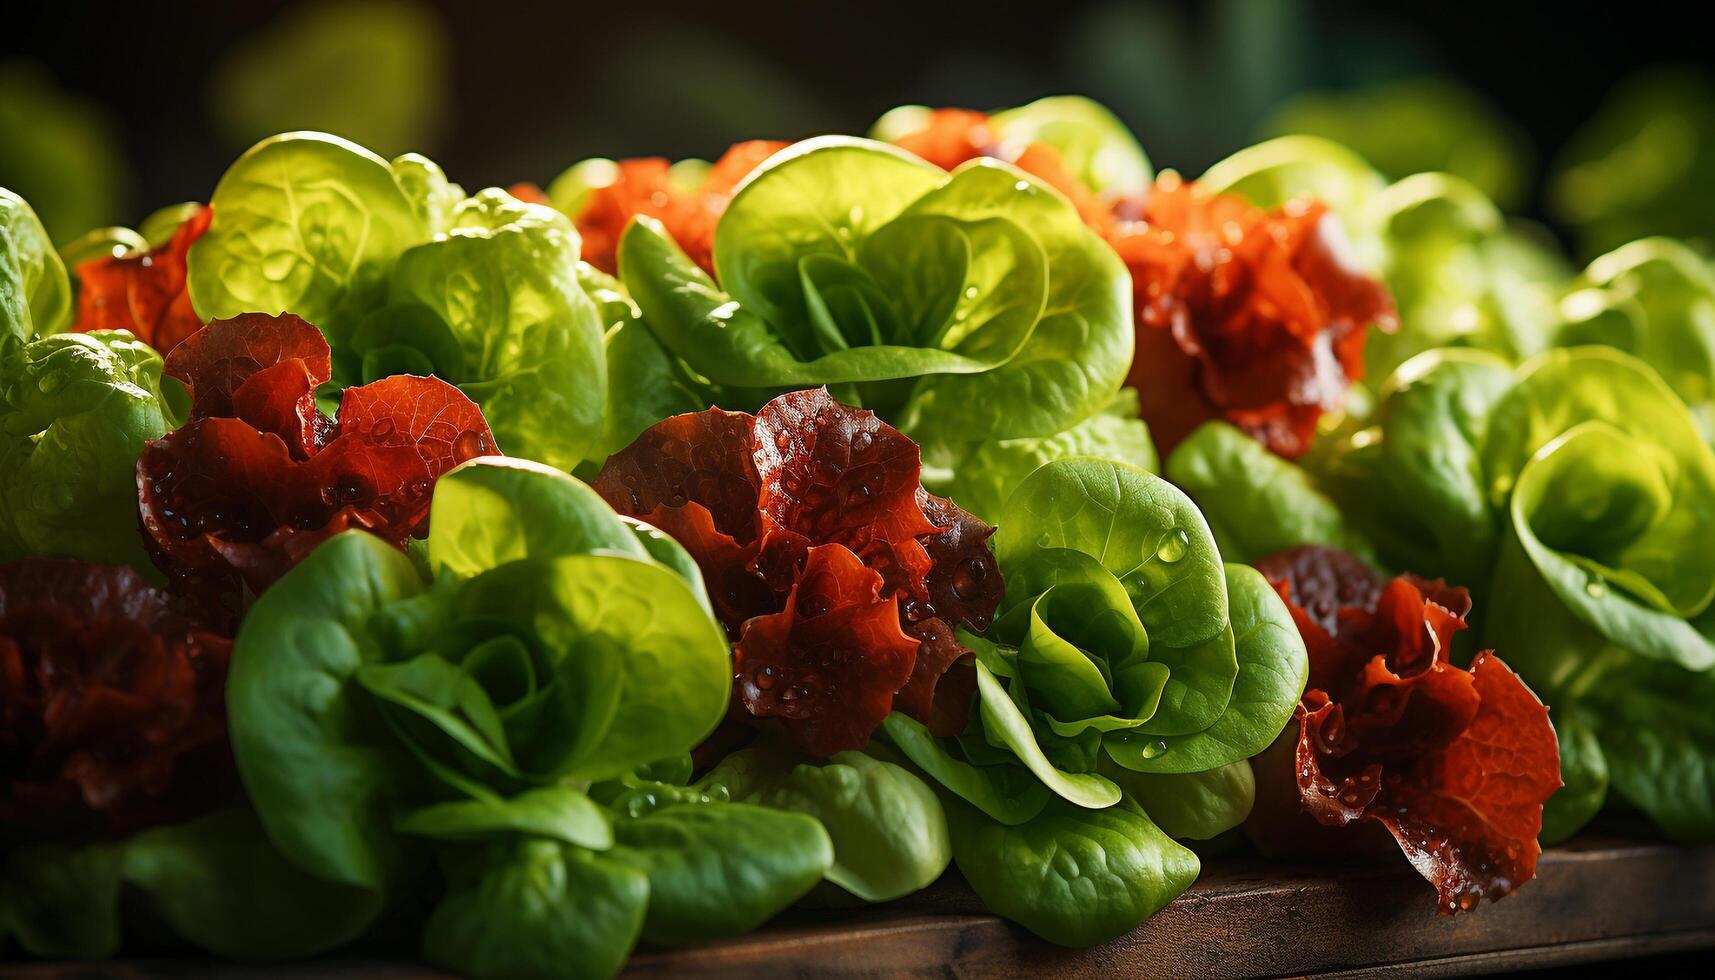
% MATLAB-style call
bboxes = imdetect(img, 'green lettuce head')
[1364,173,1565,381]
[1476,349,1715,842]
[227,457,832,980]
[0,330,183,569]
[880,457,1306,945]
[1555,237,1715,440]
[615,136,1134,445]
[1,187,72,342]
[185,133,606,470]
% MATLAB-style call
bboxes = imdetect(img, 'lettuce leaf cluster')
[1173,347,1715,843]
[185,135,606,470]
[1,330,182,571]
[226,458,833,979]
[616,136,1134,448]
[877,457,1308,944]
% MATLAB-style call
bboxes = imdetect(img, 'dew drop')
[370,418,396,439]
[336,473,369,504]
[1584,578,1608,599]
[963,286,979,300]
[1154,527,1189,563]
[952,558,988,599]
[753,665,776,690]
[453,430,486,460]
[850,430,873,453]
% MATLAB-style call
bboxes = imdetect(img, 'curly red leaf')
[137,315,497,613]
[1,559,233,839]
[1256,547,1561,913]
[594,388,1002,756]
[72,206,212,356]
[1109,175,1396,458]
[734,544,919,756]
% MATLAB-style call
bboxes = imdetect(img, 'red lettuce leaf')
[594,388,1002,755]
[137,314,497,614]
[1108,176,1397,458]
[1253,547,1561,913]
[1,559,233,839]
[734,544,919,757]
[72,205,212,356]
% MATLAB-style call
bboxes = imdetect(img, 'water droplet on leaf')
[1154,527,1189,563]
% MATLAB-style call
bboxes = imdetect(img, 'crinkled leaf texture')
[136,312,497,614]
[1,558,232,838]
[1107,173,1396,459]
[594,388,1004,757]
[72,204,211,356]
[1252,547,1561,913]
[616,135,1133,445]
[1,330,180,570]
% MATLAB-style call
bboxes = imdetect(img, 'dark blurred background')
[6,0,1714,257]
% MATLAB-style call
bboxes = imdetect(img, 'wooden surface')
[5,835,1713,979]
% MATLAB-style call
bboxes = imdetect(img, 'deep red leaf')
[1253,548,1561,913]
[734,544,919,757]
[137,315,497,616]
[1255,545,1384,636]
[595,388,1003,756]
[1,559,233,839]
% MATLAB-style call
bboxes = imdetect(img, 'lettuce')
[1,187,71,342]
[0,330,181,570]
[185,134,606,469]
[882,457,1306,944]
[616,136,1133,445]
[226,458,832,979]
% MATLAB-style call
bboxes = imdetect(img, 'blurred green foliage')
[207,0,450,158]
[1061,0,1314,169]
[1550,66,1715,259]
[0,63,129,244]
[1263,77,1531,209]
